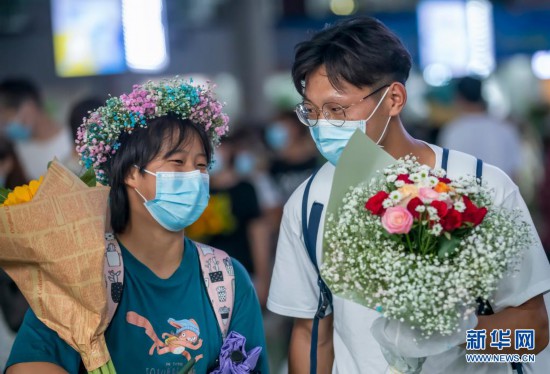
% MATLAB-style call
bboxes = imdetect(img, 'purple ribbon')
[210,331,262,374]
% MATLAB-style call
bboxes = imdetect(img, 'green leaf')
[0,187,12,205]
[80,167,97,187]
[437,234,461,259]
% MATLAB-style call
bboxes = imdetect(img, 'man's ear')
[124,166,140,189]
[388,82,407,117]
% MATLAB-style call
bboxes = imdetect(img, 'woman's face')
[129,130,208,202]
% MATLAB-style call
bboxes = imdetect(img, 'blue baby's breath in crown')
[76,78,229,185]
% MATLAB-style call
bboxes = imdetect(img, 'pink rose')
[418,187,440,204]
[381,206,414,234]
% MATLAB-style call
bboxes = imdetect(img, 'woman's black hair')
[107,114,213,233]
[292,16,413,94]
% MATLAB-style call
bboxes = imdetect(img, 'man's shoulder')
[284,161,335,212]
[445,147,518,201]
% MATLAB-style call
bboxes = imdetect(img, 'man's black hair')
[107,115,213,233]
[0,78,42,109]
[292,16,412,95]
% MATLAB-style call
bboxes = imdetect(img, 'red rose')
[441,208,462,232]
[462,196,488,226]
[430,200,449,218]
[397,174,413,184]
[365,191,389,216]
[407,197,424,219]
[438,177,452,184]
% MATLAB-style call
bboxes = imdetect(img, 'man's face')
[0,101,36,132]
[303,65,392,141]
[0,105,18,129]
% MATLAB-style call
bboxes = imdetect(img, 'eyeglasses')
[295,83,391,127]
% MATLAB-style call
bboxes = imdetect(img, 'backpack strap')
[195,241,235,339]
[104,230,124,323]
[102,236,235,340]
[302,169,333,374]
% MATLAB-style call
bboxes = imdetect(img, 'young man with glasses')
[267,16,550,373]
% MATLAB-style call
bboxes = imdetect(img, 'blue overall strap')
[441,151,521,372]
[302,169,333,374]
[476,158,483,184]
[441,148,450,172]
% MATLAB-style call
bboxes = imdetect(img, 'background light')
[330,0,356,16]
[122,0,169,72]
[418,0,495,80]
[531,50,550,80]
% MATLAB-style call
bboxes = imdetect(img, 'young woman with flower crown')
[5,79,268,374]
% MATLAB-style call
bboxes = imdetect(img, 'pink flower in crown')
[381,206,413,234]
[418,187,440,204]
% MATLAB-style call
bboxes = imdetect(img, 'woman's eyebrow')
[164,149,207,159]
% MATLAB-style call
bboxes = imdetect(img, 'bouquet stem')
[177,357,196,374]
[88,359,117,374]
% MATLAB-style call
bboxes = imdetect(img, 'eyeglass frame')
[295,83,392,127]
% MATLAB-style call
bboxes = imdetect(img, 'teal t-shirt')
[6,238,268,374]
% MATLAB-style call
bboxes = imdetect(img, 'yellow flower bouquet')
[0,160,116,373]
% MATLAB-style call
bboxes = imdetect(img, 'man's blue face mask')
[309,87,391,166]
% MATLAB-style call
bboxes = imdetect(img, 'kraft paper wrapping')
[0,160,111,371]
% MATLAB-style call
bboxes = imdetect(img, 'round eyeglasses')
[294,84,390,127]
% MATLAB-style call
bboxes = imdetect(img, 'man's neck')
[379,118,436,169]
[117,217,185,279]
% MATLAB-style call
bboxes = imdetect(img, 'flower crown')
[76,78,229,185]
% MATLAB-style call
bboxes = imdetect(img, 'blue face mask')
[135,168,210,232]
[234,152,255,176]
[5,121,32,141]
[309,87,391,166]
[265,123,289,150]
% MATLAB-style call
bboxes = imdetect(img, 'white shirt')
[267,143,550,374]
[14,126,74,180]
[437,114,522,179]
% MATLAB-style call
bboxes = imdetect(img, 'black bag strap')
[302,168,333,374]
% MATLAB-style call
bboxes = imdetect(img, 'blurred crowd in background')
[2,0,550,373]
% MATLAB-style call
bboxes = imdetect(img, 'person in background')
[231,126,283,238]
[0,136,27,189]
[0,136,29,371]
[0,78,74,180]
[437,76,523,181]
[66,97,104,175]
[266,110,320,203]
[186,136,272,307]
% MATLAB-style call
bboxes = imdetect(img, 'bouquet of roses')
[321,132,533,373]
[324,154,530,335]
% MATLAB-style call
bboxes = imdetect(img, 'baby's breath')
[321,158,532,337]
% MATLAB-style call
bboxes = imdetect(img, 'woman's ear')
[388,82,407,117]
[124,166,140,189]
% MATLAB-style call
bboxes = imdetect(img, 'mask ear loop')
[375,116,392,147]
[364,86,391,123]
[133,165,155,203]
[134,188,148,203]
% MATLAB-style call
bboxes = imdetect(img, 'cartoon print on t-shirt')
[126,311,204,362]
